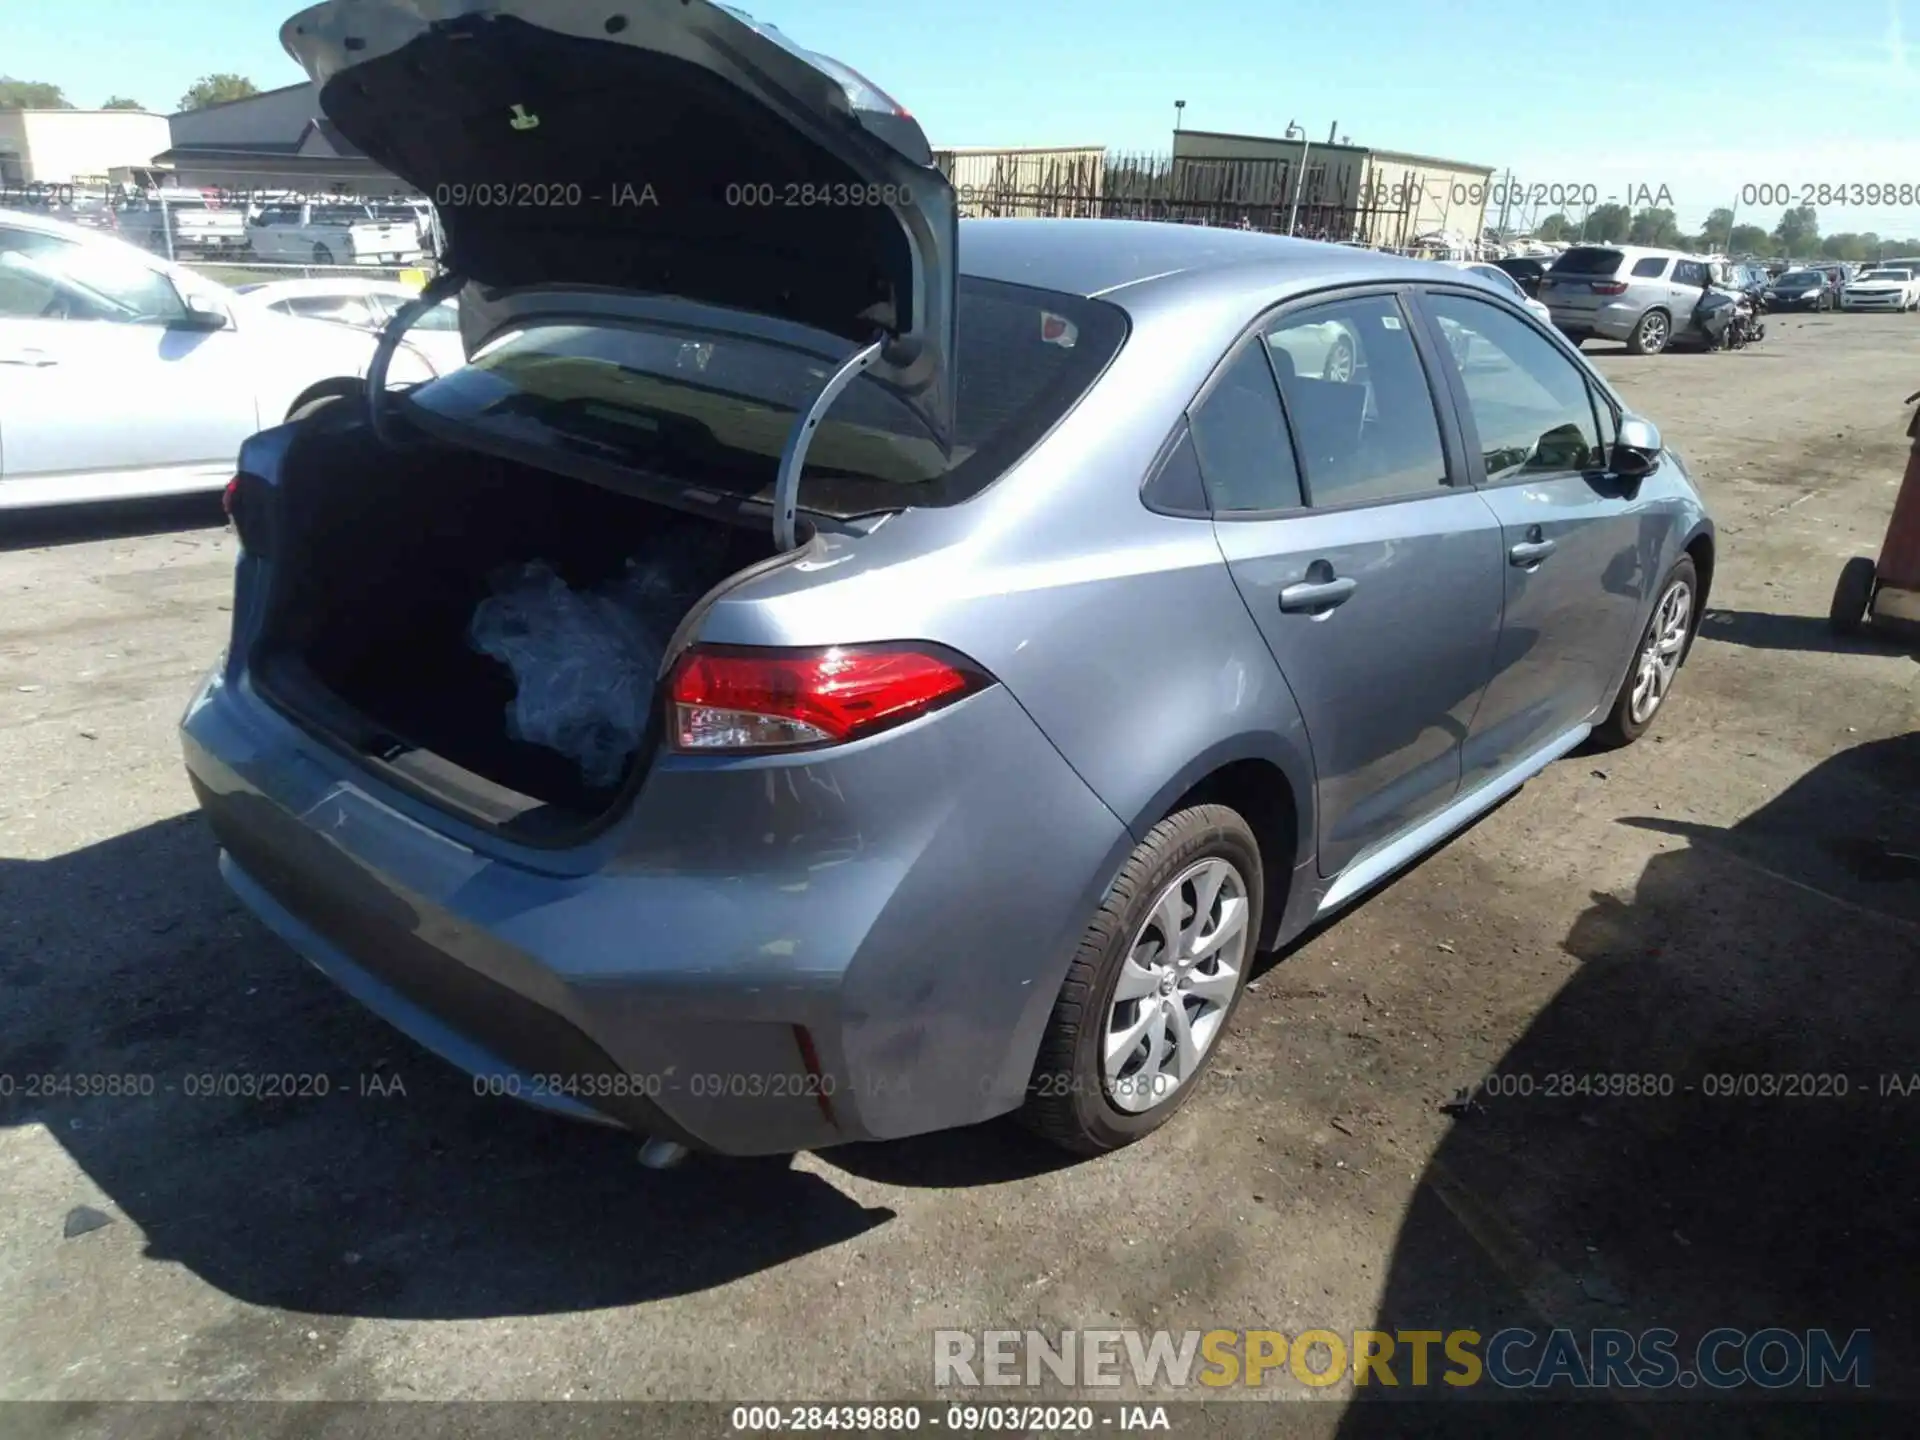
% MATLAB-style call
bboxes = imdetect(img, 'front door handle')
[1279,575,1358,613]
[1509,537,1556,567]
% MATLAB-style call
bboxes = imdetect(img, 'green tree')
[0,77,71,109]
[1728,223,1773,256]
[1628,207,1680,247]
[100,96,145,111]
[1820,232,1872,261]
[1773,204,1819,257]
[1582,202,1632,243]
[1534,211,1572,242]
[177,73,258,112]
[1699,207,1735,252]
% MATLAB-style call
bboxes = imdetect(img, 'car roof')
[957,217,1457,307]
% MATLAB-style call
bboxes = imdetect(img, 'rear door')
[1414,285,1658,786]
[1668,258,1710,336]
[1203,289,1506,877]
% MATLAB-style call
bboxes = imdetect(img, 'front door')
[1202,291,1506,878]
[1416,286,1666,789]
[0,225,258,493]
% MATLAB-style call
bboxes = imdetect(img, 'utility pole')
[1173,100,1185,134]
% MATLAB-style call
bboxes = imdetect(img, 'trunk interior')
[254,416,783,838]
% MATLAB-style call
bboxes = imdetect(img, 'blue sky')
[6,0,1918,235]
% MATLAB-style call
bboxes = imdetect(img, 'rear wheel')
[1021,805,1262,1155]
[285,381,362,422]
[1323,333,1356,382]
[1626,309,1670,355]
[1591,557,1698,749]
[1830,556,1877,635]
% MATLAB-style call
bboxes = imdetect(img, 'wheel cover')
[1323,338,1355,383]
[1630,577,1692,725]
[1103,857,1250,1114]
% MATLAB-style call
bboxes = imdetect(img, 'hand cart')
[1830,388,1920,640]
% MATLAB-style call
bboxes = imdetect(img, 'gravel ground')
[1,312,1916,1434]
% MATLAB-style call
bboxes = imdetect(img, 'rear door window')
[1185,344,1303,514]
[1630,256,1670,278]
[1264,294,1450,507]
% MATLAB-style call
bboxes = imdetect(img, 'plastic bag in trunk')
[467,525,732,787]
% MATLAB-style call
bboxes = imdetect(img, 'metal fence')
[938,149,1421,249]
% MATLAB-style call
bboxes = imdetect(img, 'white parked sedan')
[232,277,465,375]
[0,210,434,511]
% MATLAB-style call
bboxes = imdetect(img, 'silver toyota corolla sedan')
[182,0,1715,1159]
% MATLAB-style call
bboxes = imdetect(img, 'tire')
[1625,309,1670,355]
[1020,805,1264,1155]
[1829,556,1877,635]
[1591,556,1699,750]
[285,382,362,423]
[312,243,335,264]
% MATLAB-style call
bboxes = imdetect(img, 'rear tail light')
[1591,281,1629,295]
[668,644,992,754]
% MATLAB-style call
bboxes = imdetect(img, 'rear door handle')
[1509,538,1556,567]
[1278,576,1358,612]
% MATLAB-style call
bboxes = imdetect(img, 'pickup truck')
[110,193,251,259]
[246,200,424,266]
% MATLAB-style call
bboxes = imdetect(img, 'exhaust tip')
[637,1137,691,1170]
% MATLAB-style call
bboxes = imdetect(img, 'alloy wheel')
[1639,313,1668,352]
[1103,857,1250,1114]
[1630,577,1692,725]
[1323,336,1356,383]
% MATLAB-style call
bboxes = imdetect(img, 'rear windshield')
[404,276,1129,516]
[1549,248,1626,276]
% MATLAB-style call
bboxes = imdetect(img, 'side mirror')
[179,293,232,331]
[1612,415,1662,477]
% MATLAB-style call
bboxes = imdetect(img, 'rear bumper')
[1546,300,1642,339]
[180,665,1130,1155]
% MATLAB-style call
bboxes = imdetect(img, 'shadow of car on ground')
[0,813,893,1320]
[1333,730,1920,1434]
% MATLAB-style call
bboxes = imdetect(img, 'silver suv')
[1540,245,1712,355]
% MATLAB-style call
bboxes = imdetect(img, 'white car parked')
[233,277,466,375]
[1841,267,1919,312]
[246,199,425,266]
[0,210,434,511]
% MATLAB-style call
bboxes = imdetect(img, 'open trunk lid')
[280,0,958,453]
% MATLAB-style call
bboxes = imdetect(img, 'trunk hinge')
[771,335,887,552]
[366,269,468,447]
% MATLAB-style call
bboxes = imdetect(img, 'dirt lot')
[2,312,1916,1433]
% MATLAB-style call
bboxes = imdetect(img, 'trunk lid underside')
[281,0,959,451]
